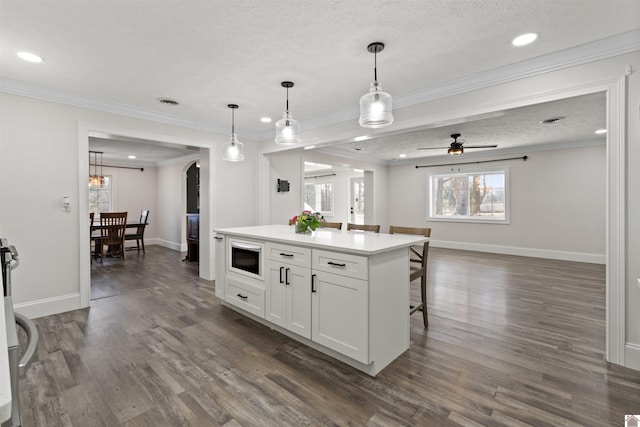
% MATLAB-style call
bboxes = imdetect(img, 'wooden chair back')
[320,221,342,230]
[389,225,431,328]
[89,212,94,226]
[346,223,380,233]
[99,212,128,262]
[125,210,150,253]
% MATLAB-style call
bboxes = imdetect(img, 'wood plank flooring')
[16,245,640,426]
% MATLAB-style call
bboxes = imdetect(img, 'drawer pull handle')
[279,266,284,283]
[237,293,248,300]
[285,268,290,285]
[214,236,223,241]
[327,261,346,267]
[311,274,316,293]
[279,252,294,257]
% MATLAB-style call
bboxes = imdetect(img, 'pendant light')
[359,42,393,129]
[88,150,105,187]
[275,81,301,145]
[223,104,245,162]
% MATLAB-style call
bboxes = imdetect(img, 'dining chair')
[320,221,342,230]
[389,225,431,328]
[346,223,380,233]
[125,209,150,253]
[89,212,96,262]
[98,212,128,263]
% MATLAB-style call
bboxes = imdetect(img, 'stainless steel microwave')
[228,239,264,280]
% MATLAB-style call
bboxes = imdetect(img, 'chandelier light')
[359,42,393,129]
[88,151,105,187]
[275,81,301,145]
[223,104,245,162]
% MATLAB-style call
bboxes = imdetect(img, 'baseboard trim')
[154,238,184,252]
[430,239,605,264]
[625,343,640,371]
[13,293,81,319]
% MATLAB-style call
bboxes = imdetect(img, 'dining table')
[90,222,148,257]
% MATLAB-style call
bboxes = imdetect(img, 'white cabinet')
[225,277,265,318]
[214,235,225,299]
[311,250,369,364]
[265,243,312,339]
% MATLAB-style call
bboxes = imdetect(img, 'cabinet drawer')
[266,242,311,267]
[225,277,265,318]
[312,249,368,280]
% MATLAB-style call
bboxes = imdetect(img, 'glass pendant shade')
[223,133,244,162]
[275,111,300,145]
[359,81,393,128]
[223,104,244,162]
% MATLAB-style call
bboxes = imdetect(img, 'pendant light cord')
[231,108,235,135]
[285,86,289,113]
[374,50,378,83]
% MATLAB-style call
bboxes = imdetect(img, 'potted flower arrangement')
[291,211,323,234]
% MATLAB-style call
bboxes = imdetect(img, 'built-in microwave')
[228,239,264,280]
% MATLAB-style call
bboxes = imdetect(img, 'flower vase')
[295,222,311,234]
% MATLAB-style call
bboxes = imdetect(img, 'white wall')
[156,160,191,250]
[0,93,259,317]
[267,150,388,228]
[388,144,606,262]
[101,165,158,247]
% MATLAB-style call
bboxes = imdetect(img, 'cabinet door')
[266,260,287,328]
[311,270,368,364]
[214,235,225,299]
[286,264,311,339]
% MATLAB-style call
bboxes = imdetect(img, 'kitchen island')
[214,224,427,376]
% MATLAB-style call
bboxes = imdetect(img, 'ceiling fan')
[417,133,498,155]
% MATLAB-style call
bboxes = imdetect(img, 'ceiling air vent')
[540,117,564,124]
[157,97,180,106]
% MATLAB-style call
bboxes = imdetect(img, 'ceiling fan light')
[223,133,244,162]
[448,146,463,156]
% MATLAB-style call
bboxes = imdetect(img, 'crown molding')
[2,30,638,142]
[274,29,640,140]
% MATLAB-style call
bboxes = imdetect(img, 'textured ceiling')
[1,0,638,162]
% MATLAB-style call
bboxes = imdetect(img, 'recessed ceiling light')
[303,145,316,150]
[128,155,136,159]
[157,97,180,106]
[595,129,607,134]
[512,33,538,47]
[260,117,272,123]
[399,153,407,158]
[540,117,564,124]
[353,168,364,173]
[17,51,43,63]
[354,136,370,142]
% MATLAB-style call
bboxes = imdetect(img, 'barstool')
[389,226,431,328]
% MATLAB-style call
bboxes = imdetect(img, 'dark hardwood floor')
[17,245,640,426]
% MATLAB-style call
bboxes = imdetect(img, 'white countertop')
[0,297,12,423]
[215,224,428,256]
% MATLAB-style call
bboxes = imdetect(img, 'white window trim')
[304,175,335,216]
[427,167,510,224]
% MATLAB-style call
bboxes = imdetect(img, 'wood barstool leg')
[421,273,428,328]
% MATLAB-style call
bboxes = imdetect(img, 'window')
[89,175,113,216]
[304,179,334,215]
[428,169,508,223]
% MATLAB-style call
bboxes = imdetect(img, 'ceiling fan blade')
[463,145,498,149]
[416,146,451,150]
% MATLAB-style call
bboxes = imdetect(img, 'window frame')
[427,168,510,224]
[88,175,114,218]
[303,175,335,216]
